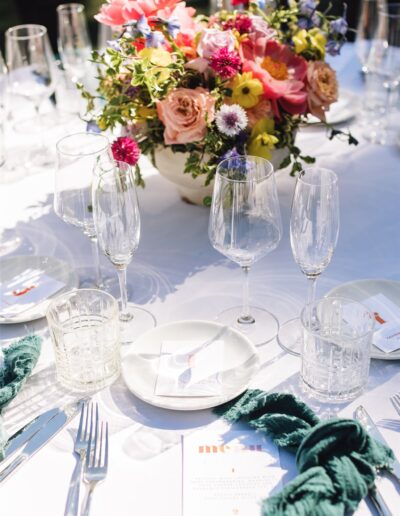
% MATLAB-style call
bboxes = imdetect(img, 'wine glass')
[364,3,400,145]
[0,50,7,168]
[57,3,92,83]
[209,155,282,345]
[55,132,113,288]
[5,25,57,167]
[355,0,386,73]
[92,159,156,344]
[277,167,339,356]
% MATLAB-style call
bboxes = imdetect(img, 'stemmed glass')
[364,3,400,144]
[57,3,92,83]
[277,167,339,356]
[55,132,113,288]
[5,25,56,167]
[209,155,282,345]
[355,0,386,73]
[92,159,156,343]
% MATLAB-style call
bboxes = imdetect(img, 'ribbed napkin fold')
[214,389,395,516]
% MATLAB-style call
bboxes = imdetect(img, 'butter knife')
[0,401,80,484]
[1,408,60,463]
[355,405,400,483]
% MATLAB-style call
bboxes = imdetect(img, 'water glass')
[300,297,374,403]
[46,288,121,392]
[0,51,6,168]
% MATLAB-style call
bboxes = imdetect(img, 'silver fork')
[64,401,97,516]
[81,416,109,516]
[390,393,400,417]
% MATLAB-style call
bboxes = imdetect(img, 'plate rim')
[121,319,260,411]
[325,278,400,361]
[0,255,79,325]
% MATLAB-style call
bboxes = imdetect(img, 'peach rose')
[246,99,274,127]
[157,87,215,144]
[307,61,338,121]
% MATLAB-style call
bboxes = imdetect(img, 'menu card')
[363,294,400,353]
[0,268,65,317]
[182,428,283,516]
[155,340,224,397]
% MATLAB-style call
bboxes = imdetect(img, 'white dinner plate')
[0,255,79,324]
[326,279,400,360]
[121,320,260,411]
[306,89,359,125]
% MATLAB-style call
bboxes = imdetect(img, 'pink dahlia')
[243,40,308,116]
[111,136,140,166]
[210,47,241,79]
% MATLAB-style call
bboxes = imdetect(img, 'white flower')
[216,104,248,137]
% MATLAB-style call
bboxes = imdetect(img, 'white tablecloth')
[1,45,400,515]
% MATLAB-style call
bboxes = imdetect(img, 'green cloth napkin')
[214,389,395,516]
[0,335,41,413]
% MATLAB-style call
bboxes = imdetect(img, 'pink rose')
[157,87,215,144]
[307,61,338,121]
[95,0,126,26]
[197,29,236,59]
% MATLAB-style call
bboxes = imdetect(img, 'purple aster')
[216,105,248,137]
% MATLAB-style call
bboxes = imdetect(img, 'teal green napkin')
[214,390,395,516]
[0,335,41,413]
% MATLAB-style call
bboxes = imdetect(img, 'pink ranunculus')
[307,61,338,121]
[95,0,127,27]
[156,87,215,144]
[196,29,236,60]
[243,40,308,116]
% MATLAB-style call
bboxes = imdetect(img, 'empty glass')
[208,155,282,345]
[57,3,92,83]
[278,167,339,356]
[46,288,121,392]
[301,297,374,402]
[5,25,56,167]
[0,51,6,168]
[55,132,112,288]
[92,159,156,343]
[363,3,400,144]
[356,0,386,73]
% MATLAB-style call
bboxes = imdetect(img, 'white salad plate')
[326,279,400,360]
[0,255,79,324]
[121,320,260,411]
[307,89,359,125]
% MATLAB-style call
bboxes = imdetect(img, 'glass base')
[277,317,302,357]
[120,303,156,345]
[216,305,279,346]
[77,266,120,292]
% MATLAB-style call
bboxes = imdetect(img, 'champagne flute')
[355,0,386,73]
[92,159,156,343]
[55,132,112,288]
[57,3,92,83]
[5,25,56,167]
[0,51,7,168]
[277,167,339,356]
[209,155,282,345]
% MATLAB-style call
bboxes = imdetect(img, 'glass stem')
[306,275,318,305]
[90,237,102,288]
[34,103,45,152]
[117,266,132,322]
[238,266,255,325]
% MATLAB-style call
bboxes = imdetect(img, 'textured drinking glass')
[356,0,386,73]
[57,3,92,83]
[0,51,6,168]
[363,3,400,144]
[46,289,121,392]
[55,132,112,288]
[278,167,339,356]
[209,155,282,345]
[300,297,374,402]
[92,159,156,343]
[5,25,56,167]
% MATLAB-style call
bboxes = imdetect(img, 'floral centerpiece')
[82,0,356,204]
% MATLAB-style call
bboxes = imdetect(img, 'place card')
[0,268,65,317]
[182,428,283,516]
[362,294,400,353]
[155,340,224,397]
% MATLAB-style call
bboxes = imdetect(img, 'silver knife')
[1,408,60,463]
[355,405,400,482]
[0,401,80,484]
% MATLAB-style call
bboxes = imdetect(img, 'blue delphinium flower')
[145,31,165,48]
[326,39,343,56]
[219,148,241,162]
[86,120,101,133]
[106,39,121,52]
[299,0,316,17]
[137,15,151,37]
[330,17,348,36]
[167,16,180,38]
[297,17,313,30]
